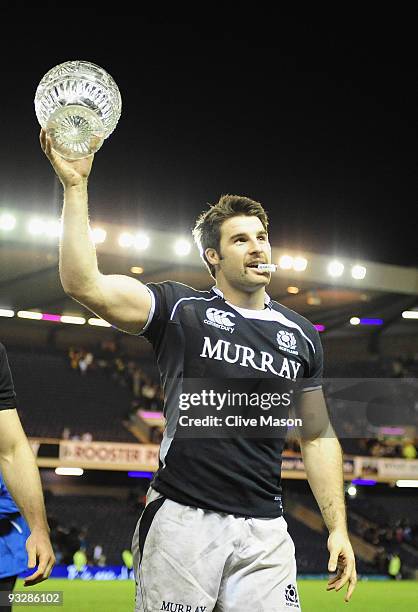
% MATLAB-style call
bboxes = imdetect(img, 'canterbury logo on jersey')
[204,308,236,333]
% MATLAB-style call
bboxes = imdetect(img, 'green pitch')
[15,579,417,611]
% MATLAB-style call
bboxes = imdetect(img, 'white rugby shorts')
[132,487,301,612]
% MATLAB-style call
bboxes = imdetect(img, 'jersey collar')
[211,286,272,308]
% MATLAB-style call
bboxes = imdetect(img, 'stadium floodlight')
[0,213,16,231]
[61,315,86,325]
[118,232,134,248]
[396,480,418,488]
[45,219,62,238]
[350,317,360,325]
[380,427,404,435]
[91,227,107,244]
[130,266,144,274]
[347,485,357,497]
[351,479,376,486]
[55,467,84,476]
[306,292,321,306]
[293,256,308,272]
[27,217,46,236]
[402,311,418,319]
[174,239,191,256]
[88,317,111,327]
[134,232,150,250]
[360,318,383,325]
[138,410,164,420]
[17,311,42,320]
[0,309,14,318]
[351,264,367,280]
[327,260,344,277]
[278,255,293,270]
[287,287,299,294]
[42,313,61,322]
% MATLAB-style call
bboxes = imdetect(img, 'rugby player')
[41,129,356,610]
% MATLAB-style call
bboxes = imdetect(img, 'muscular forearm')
[60,182,100,295]
[0,438,49,532]
[300,436,347,533]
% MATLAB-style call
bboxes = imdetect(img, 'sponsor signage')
[19,565,134,581]
[59,441,159,471]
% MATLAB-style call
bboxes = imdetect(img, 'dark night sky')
[0,15,415,266]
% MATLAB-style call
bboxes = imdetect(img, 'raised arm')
[40,130,152,334]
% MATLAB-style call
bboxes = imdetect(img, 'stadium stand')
[45,492,142,565]
[284,514,380,575]
[6,342,417,456]
[3,340,416,576]
[42,482,414,574]
[8,348,138,441]
[283,482,418,576]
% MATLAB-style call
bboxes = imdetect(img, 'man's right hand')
[39,128,94,188]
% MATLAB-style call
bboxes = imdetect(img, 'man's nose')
[248,239,263,252]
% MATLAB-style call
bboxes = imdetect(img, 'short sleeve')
[302,327,323,392]
[138,281,193,347]
[0,343,17,410]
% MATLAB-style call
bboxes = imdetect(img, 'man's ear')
[205,248,221,266]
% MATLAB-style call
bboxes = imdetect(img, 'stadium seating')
[348,492,417,528]
[45,490,379,572]
[283,485,391,575]
[6,345,416,576]
[283,515,375,574]
[45,493,141,565]
[8,348,138,441]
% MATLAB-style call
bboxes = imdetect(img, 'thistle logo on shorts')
[204,308,236,334]
[284,584,299,608]
[277,330,298,355]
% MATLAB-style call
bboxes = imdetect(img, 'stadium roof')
[1,218,417,350]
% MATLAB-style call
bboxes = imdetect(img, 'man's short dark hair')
[192,194,269,279]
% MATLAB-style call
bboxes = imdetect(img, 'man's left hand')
[326,529,357,602]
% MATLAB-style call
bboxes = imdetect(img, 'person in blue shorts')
[0,473,32,609]
[0,342,55,600]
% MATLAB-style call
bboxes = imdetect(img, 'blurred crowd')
[47,515,105,567]
[47,514,134,569]
[389,354,418,378]
[68,341,164,413]
[60,427,94,442]
[358,437,417,459]
[365,519,415,578]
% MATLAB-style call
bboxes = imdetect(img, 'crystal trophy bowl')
[35,60,122,159]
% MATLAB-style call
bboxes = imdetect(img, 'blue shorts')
[0,515,30,579]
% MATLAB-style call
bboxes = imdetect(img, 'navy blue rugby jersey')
[139,281,323,518]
